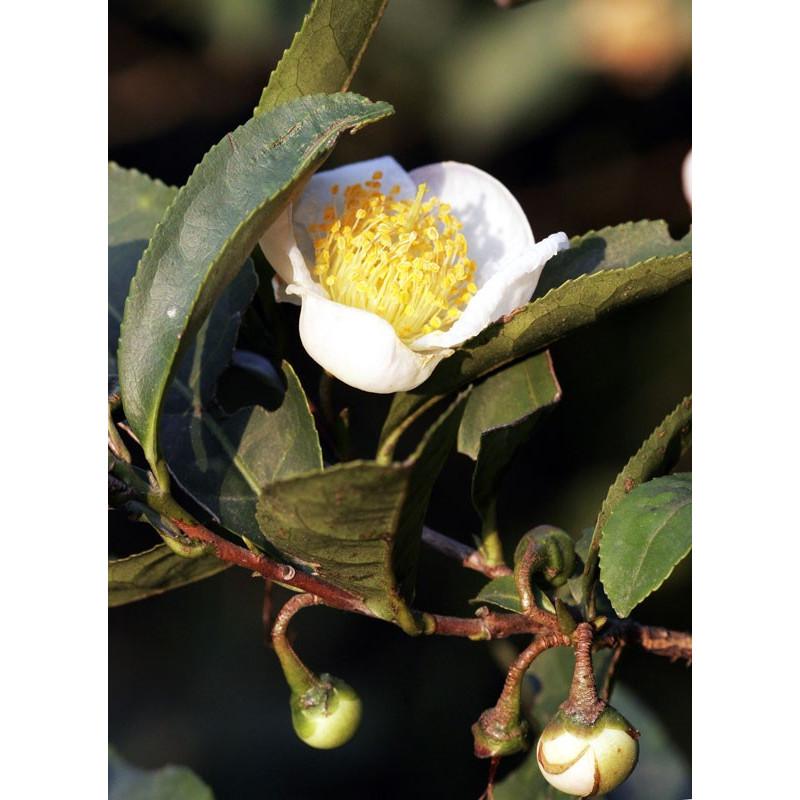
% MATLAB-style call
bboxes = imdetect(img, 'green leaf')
[583,396,692,595]
[470,574,554,615]
[459,352,561,522]
[600,474,692,618]
[256,0,389,114]
[108,163,178,246]
[532,221,692,300]
[161,362,323,547]
[255,393,468,631]
[108,545,229,607]
[166,262,258,414]
[117,93,393,487]
[108,164,178,372]
[109,746,215,800]
[380,226,691,445]
[458,351,561,460]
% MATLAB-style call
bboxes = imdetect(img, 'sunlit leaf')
[533,221,691,300]
[108,545,229,607]
[381,225,690,445]
[583,397,692,591]
[255,394,467,631]
[600,474,691,618]
[256,0,389,114]
[117,93,392,486]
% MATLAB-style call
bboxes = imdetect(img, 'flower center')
[307,171,478,344]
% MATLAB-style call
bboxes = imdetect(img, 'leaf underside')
[108,545,230,607]
[162,362,323,551]
[255,394,467,629]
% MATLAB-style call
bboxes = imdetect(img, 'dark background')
[109,0,691,797]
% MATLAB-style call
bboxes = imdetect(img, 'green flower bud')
[290,673,362,750]
[514,525,576,590]
[536,705,639,797]
[471,707,529,759]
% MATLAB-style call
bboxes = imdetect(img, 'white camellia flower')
[259,156,568,393]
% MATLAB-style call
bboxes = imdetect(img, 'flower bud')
[536,705,639,797]
[290,673,362,749]
[471,707,529,759]
[514,525,576,590]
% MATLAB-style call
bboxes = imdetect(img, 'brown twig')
[171,518,375,617]
[421,526,512,579]
[498,633,572,713]
[602,619,693,664]
[169,518,692,662]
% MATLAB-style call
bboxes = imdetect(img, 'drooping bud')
[471,706,529,759]
[513,525,576,592]
[536,704,639,797]
[289,673,363,750]
[272,594,362,750]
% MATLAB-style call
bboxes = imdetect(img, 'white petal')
[294,290,451,393]
[411,232,569,350]
[409,161,535,281]
[258,207,317,291]
[538,734,597,796]
[682,149,692,208]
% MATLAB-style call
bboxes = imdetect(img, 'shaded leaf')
[583,397,692,589]
[257,0,389,113]
[458,351,561,460]
[117,93,393,486]
[255,394,467,631]
[381,232,691,445]
[166,263,258,414]
[459,352,561,522]
[109,746,215,800]
[471,574,554,615]
[600,474,692,618]
[162,362,323,547]
[108,164,177,372]
[108,545,229,607]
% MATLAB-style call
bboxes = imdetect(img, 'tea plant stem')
[170,517,374,617]
[168,518,691,661]
[421,526,512,579]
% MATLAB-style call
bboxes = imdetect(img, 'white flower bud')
[537,705,639,797]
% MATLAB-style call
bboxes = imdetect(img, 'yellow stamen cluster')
[307,171,478,343]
